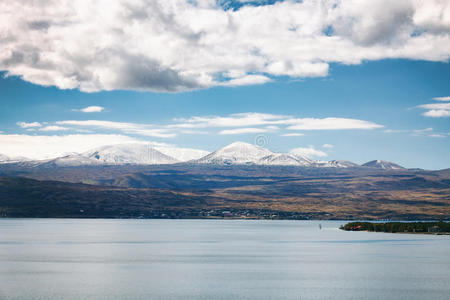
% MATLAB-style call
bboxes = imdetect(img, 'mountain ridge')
[0,142,410,169]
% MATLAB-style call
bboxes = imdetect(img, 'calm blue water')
[0,219,449,300]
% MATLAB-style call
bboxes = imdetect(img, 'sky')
[0,0,449,169]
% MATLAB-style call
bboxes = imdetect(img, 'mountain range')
[0,141,408,169]
[0,141,448,220]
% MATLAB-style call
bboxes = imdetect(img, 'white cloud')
[265,125,279,131]
[17,121,42,128]
[423,110,450,117]
[411,127,447,138]
[0,0,449,92]
[0,134,144,160]
[281,133,304,137]
[173,112,383,130]
[55,120,176,138]
[433,96,450,101]
[75,106,105,113]
[11,112,384,142]
[419,103,450,110]
[180,130,210,135]
[219,127,268,135]
[286,118,383,130]
[322,144,334,148]
[172,112,289,128]
[39,125,70,131]
[220,75,272,86]
[429,134,445,138]
[290,146,328,158]
[418,102,450,117]
[413,127,434,134]
[383,129,408,133]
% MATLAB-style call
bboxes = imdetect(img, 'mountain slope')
[362,160,405,170]
[0,154,9,163]
[84,144,179,165]
[0,154,31,164]
[258,153,313,166]
[194,142,274,165]
[315,160,360,168]
[155,146,210,162]
[40,154,102,167]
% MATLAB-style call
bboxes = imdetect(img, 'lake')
[0,219,449,299]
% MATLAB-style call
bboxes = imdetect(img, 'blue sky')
[1,59,449,169]
[0,0,449,169]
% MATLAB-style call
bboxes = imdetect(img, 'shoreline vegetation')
[340,221,450,234]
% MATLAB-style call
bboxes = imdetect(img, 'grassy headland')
[340,221,450,234]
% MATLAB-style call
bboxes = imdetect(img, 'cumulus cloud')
[290,146,327,158]
[75,106,105,113]
[220,75,272,86]
[0,0,449,92]
[322,143,334,148]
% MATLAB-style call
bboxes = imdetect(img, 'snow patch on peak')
[0,154,9,162]
[259,153,313,166]
[316,160,360,168]
[195,141,273,165]
[155,146,210,162]
[84,143,179,165]
[0,154,31,164]
[362,160,405,170]
[43,154,102,167]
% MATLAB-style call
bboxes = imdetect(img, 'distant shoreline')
[1,216,448,223]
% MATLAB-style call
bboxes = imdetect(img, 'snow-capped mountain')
[29,144,180,167]
[0,154,31,164]
[362,160,405,170]
[83,144,179,165]
[0,142,408,169]
[0,154,9,163]
[314,160,360,168]
[155,146,210,162]
[41,154,102,167]
[259,153,313,166]
[194,142,274,165]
